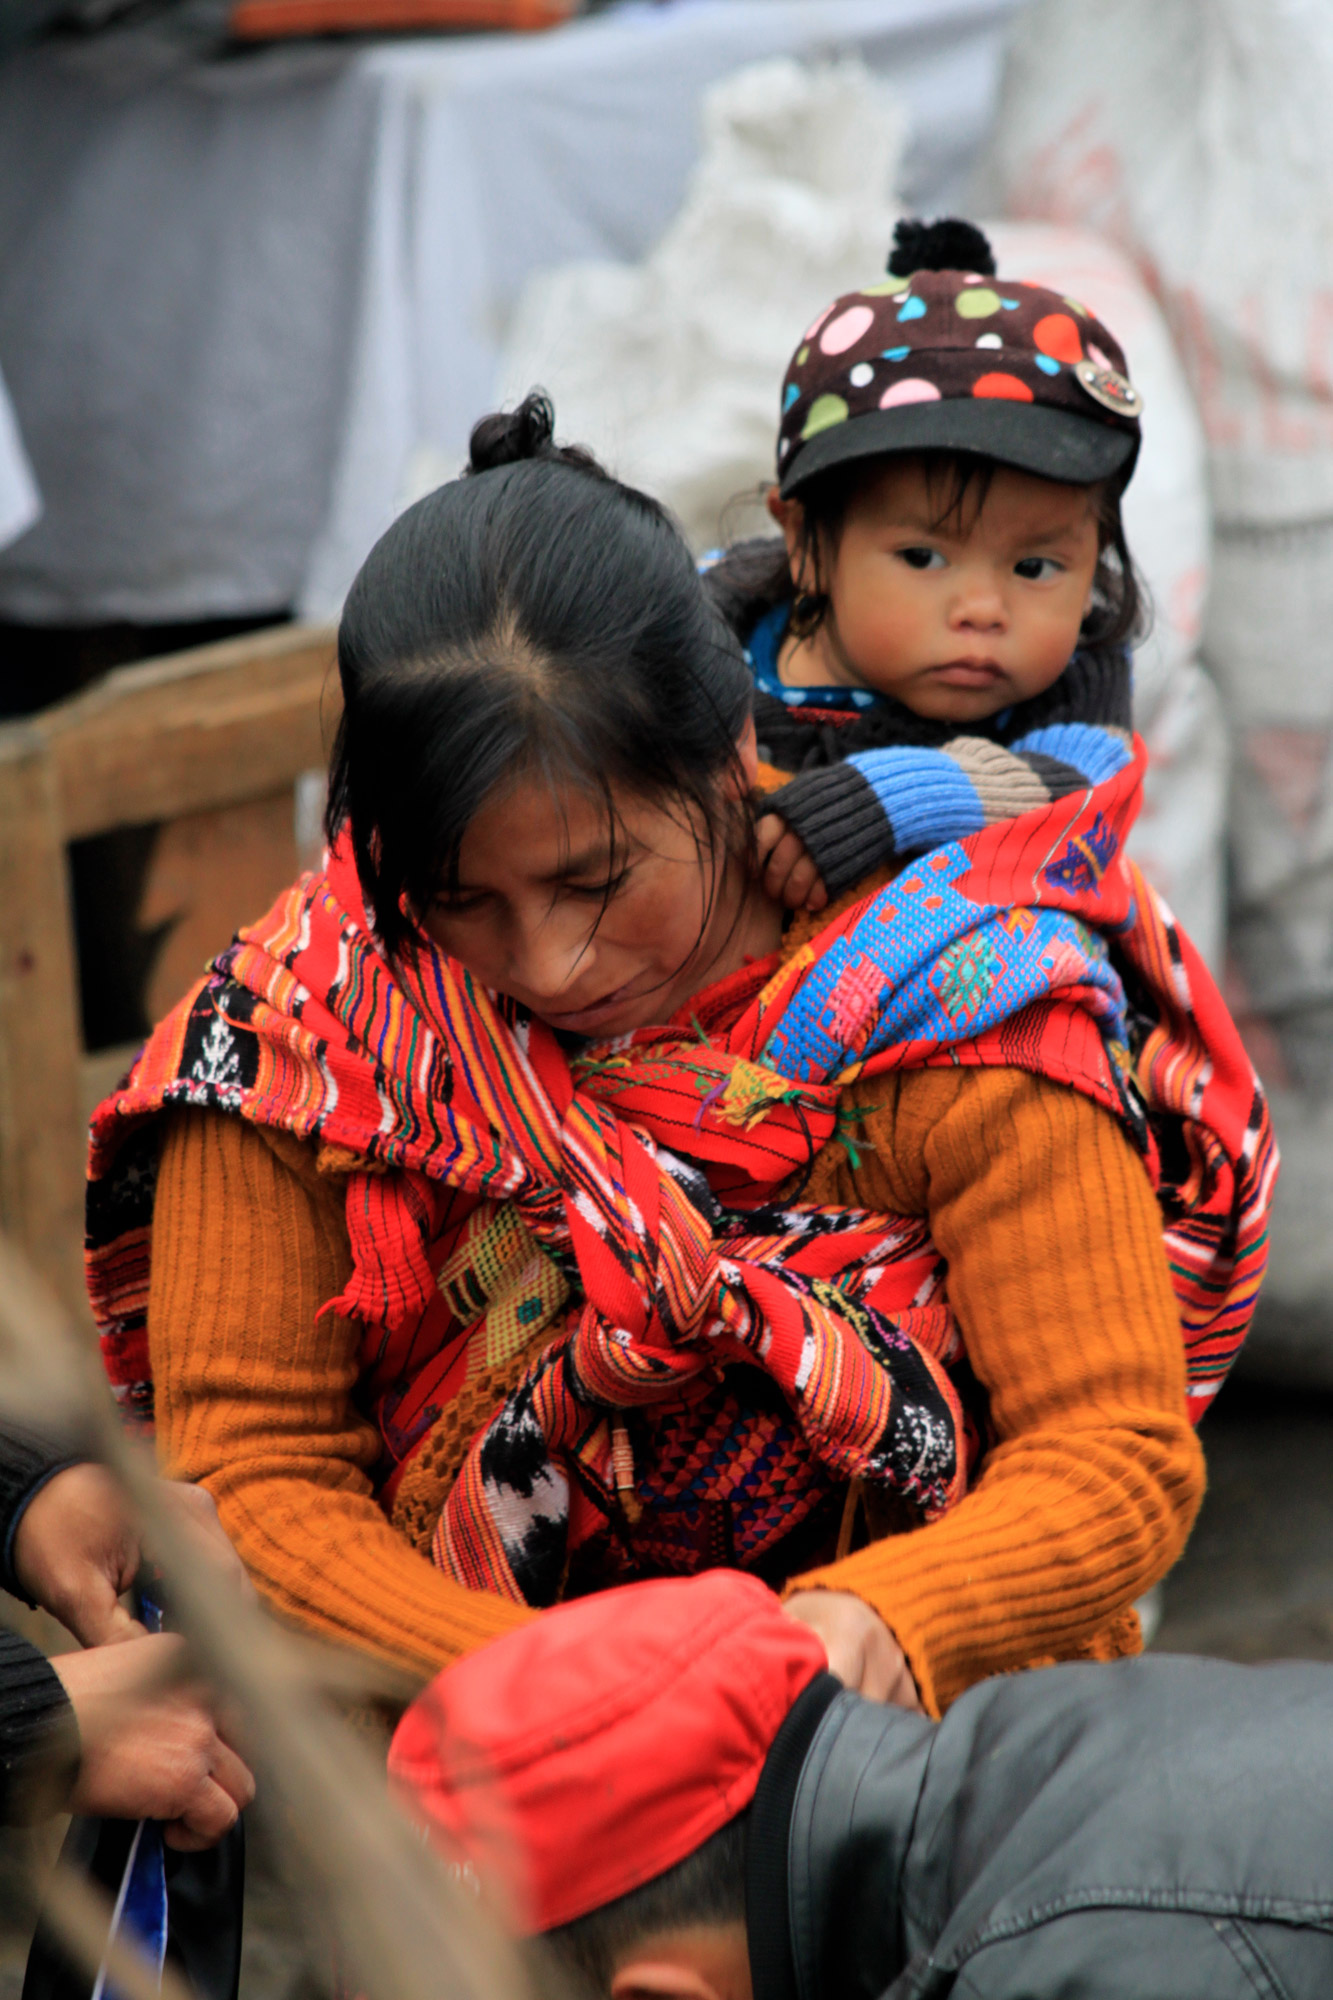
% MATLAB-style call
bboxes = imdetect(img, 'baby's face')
[783,459,1103,725]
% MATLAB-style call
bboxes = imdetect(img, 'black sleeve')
[0,1422,83,1603]
[764,763,900,896]
[0,1629,77,1825]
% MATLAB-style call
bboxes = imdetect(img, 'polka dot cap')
[777,263,1142,498]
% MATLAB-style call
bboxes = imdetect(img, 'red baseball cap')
[387,1571,829,1933]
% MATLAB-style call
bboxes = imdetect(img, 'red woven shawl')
[87,746,1274,1593]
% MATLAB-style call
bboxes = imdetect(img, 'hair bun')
[468,391,557,474]
[888,217,996,279]
[467,394,617,488]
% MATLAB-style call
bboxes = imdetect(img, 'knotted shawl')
[88,741,1275,1605]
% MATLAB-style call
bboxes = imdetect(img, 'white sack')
[984,0,1333,1083]
[498,56,909,551]
[500,61,1224,963]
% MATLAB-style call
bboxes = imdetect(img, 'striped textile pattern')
[85,740,1273,1600]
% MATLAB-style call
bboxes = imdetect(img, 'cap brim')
[779,399,1138,497]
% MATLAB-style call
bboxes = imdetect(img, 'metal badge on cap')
[1074,357,1144,418]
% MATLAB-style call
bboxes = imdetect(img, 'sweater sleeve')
[0,1423,83,1603]
[763,725,1133,898]
[147,1111,533,1679]
[790,1064,1205,1716]
[0,1631,77,1825]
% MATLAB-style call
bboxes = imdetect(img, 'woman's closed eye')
[565,867,632,902]
[431,891,491,919]
[1014,555,1066,582]
[897,545,947,571]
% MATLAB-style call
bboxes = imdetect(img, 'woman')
[88,400,1266,1717]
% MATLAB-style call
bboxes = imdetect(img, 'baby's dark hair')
[327,392,756,957]
[531,1810,749,1999]
[705,450,1146,658]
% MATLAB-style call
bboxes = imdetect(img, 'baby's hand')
[755,812,829,913]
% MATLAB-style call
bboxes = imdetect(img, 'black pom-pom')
[888,217,996,279]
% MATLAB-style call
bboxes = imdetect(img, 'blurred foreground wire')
[0,1233,551,2000]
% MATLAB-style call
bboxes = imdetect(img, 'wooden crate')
[0,624,338,1319]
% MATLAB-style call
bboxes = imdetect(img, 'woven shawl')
[87,741,1274,1603]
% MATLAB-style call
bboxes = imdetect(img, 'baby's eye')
[898,546,946,571]
[1014,556,1064,581]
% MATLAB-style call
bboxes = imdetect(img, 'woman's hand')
[52,1632,255,1849]
[12,1465,252,1648]
[784,1589,922,1709]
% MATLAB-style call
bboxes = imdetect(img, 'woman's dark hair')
[704,450,1147,657]
[327,393,755,957]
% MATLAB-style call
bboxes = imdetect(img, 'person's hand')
[12,1465,251,1648]
[784,1590,922,1709]
[755,813,829,914]
[52,1632,255,1850]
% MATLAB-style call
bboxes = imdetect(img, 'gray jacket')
[746,1656,1333,2000]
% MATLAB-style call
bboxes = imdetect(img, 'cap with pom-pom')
[776,215,1141,498]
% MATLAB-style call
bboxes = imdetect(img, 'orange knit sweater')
[147,1042,1202,1713]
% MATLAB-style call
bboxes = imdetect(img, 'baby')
[704,218,1145,911]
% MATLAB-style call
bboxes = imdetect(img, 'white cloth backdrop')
[0,0,1017,632]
